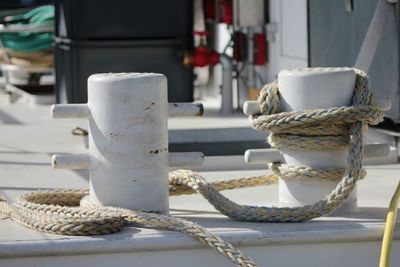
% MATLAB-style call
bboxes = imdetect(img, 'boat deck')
[0,96,399,267]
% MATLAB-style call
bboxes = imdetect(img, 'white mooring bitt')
[243,68,391,214]
[51,73,204,214]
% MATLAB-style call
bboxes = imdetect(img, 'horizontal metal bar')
[168,103,204,117]
[52,154,92,169]
[51,104,89,119]
[245,144,391,164]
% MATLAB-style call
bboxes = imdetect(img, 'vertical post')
[246,28,255,92]
[87,73,170,213]
[220,54,234,114]
[277,68,357,214]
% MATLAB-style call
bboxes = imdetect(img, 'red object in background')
[192,47,219,67]
[192,31,219,67]
[193,30,210,37]
[254,33,267,65]
[204,0,232,24]
[209,50,219,65]
[192,47,210,67]
[220,0,233,24]
[233,31,246,62]
[204,0,215,20]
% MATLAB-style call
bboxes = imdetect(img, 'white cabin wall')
[267,0,308,81]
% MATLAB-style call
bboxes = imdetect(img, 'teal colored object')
[0,5,54,53]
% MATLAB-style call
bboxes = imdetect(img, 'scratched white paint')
[51,73,204,213]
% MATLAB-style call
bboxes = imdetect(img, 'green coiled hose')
[0,5,54,53]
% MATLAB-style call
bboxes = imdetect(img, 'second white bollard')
[278,68,357,213]
[243,68,392,214]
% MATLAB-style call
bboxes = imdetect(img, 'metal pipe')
[244,148,282,164]
[219,54,234,114]
[51,104,89,119]
[52,154,92,169]
[244,144,391,164]
[169,103,204,117]
[246,28,256,90]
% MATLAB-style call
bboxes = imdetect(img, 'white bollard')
[51,73,204,214]
[244,68,390,214]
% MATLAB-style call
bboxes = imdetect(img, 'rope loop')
[0,68,385,267]
[250,68,383,214]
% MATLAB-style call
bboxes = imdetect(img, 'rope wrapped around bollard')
[0,69,385,267]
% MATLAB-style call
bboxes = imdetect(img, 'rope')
[269,164,346,181]
[0,68,385,266]
[3,50,53,68]
[0,6,54,53]
[169,174,277,196]
[0,175,276,267]
[0,6,54,68]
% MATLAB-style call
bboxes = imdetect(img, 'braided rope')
[169,174,277,196]
[268,134,349,150]
[0,68,384,267]
[0,175,276,267]
[269,164,346,181]
[162,70,381,224]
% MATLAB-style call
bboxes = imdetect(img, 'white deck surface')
[0,97,399,267]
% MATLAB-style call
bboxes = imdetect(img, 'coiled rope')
[0,6,54,68]
[0,174,275,267]
[0,5,54,53]
[0,68,384,266]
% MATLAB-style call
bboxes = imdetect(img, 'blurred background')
[0,0,397,121]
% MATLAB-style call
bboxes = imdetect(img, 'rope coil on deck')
[0,68,385,267]
[0,175,276,267]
